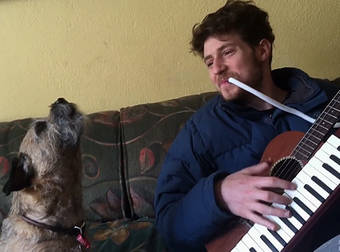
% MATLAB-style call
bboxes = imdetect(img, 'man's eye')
[206,61,213,68]
[223,49,234,56]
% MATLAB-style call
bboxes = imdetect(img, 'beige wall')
[0,0,339,122]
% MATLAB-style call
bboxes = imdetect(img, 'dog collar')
[21,214,91,249]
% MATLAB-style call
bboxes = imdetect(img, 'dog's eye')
[34,121,47,136]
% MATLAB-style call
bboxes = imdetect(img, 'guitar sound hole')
[270,157,303,181]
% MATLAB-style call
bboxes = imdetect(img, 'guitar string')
[272,96,340,179]
[273,108,328,178]
[273,101,337,179]
[278,91,340,174]
[277,96,340,179]
[228,77,340,180]
[268,92,340,179]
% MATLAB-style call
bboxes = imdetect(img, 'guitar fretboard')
[292,90,340,161]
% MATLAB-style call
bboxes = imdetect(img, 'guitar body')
[205,220,250,252]
[261,131,305,164]
[206,130,340,252]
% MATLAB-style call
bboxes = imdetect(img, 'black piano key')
[304,184,325,203]
[280,217,298,233]
[286,205,305,225]
[260,235,279,252]
[293,197,313,216]
[330,154,340,165]
[249,248,256,252]
[322,163,340,179]
[268,229,287,247]
[311,176,333,194]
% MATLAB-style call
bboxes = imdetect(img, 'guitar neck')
[292,90,340,161]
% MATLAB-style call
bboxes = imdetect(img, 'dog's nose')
[56,98,68,104]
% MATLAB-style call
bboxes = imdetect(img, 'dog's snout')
[50,98,79,120]
[56,98,68,104]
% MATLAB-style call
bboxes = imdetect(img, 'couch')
[1,76,339,251]
[0,91,217,251]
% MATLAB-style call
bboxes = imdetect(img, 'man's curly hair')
[190,0,275,59]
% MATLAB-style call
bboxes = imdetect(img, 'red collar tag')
[77,233,91,249]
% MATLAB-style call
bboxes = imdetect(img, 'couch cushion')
[86,217,166,252]
[120,92,217,218]
[81,111,127,221]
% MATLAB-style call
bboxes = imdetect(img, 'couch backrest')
[0,92,217,227]
[120,92,217,219]
[80,110,124,221]
[2,77,339,225]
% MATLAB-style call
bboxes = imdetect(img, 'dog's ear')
[34,121,47,136]
[2,153,35,196]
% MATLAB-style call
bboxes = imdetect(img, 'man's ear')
[256,39,272,63]
[2,153,35,196]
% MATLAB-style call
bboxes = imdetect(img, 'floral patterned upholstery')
[86,217,166,252]
[120,92,217,219]
[0,92,217,251]
[81,111,126,221]
[1,76,340,250]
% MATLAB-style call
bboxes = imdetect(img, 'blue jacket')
[154,68,335,251]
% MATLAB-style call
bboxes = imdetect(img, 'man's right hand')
[214,162,297,230]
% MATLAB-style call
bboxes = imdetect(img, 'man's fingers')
[255,191,292,205]
[241,162,271,176]
[255,176,297,190]
[252,202,291,219]
[248,212,279,231]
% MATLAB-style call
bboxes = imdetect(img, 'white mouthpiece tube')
[228,77,316,124]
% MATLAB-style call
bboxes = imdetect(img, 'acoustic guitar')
[206,91,340,252]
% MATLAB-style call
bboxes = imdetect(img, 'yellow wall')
[0,0,339,122]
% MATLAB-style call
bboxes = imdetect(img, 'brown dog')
[0,98,89,251]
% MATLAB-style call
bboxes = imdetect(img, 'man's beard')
[219,58,264,106]
[234,70,263,106]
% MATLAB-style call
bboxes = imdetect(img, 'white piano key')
[289,200,309,223]
[248,227,272,252]
[308,156,340,185]
[235,236,252,251]
[303,162,337,190]
[320,142,340,169]
[272,203,302,231]
[326,134,340,149]
[284,186,317,212]
[292,177,322,209]
[242,233,265,252]
[233,240,251,252]
[315,150,340,172]
[230,244,241,252]
[273,203,298,237]
[253,224,284,251]
[320,142,340,157]
[265,215,293,242]
[298,170,329,199]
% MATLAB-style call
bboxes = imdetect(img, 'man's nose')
[212,57,227,75]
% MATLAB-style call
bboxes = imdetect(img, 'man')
[154,1,339,251]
